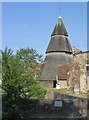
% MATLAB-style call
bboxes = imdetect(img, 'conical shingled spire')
[46,17,72,54]
[51,17,68,36]
[39,17,73,82]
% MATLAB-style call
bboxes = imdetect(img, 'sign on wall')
[54,100,62,107]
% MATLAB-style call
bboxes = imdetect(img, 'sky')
[2,2,87,59]
[88,1,89,50]
[0,2,2,50]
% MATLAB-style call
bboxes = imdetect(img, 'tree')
[2,47,46,118]
[16,48,42,76]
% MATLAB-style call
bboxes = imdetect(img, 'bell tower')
[39,17,73,88]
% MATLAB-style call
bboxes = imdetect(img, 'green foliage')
[29,83,47,99]
[2,47,46,118]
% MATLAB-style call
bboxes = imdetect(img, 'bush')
[2,48,46,118]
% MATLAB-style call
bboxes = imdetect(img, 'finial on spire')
[59,16,61,18]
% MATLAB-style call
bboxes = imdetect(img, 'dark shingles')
[46,36,72,54]
[51,17,68,37]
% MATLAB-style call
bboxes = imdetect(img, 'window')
[86,63,89,72]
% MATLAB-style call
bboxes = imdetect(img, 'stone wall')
[39,51,89,93]
[58,64,69,89]
[40,80,53,88]
[67,52,89,93]
[0,73,2,87]
[75,52,89,93]
[60,80,67,89]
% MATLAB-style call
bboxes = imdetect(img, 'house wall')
[87,76,89,90]
[58,64,69,89]
[60,80,67,89]
[40,80,53,88]
[75,53,89,93]
[67,52,89,93]
[39,50,89,93]
[40,80,68,89]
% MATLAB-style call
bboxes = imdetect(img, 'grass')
[46,88,89,99]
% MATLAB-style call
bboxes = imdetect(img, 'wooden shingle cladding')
[46,36,72,54]
[39,17,73,87]
[51,17,68,37]
[39,52,73,81]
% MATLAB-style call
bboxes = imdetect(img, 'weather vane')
[59,7,61,18]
